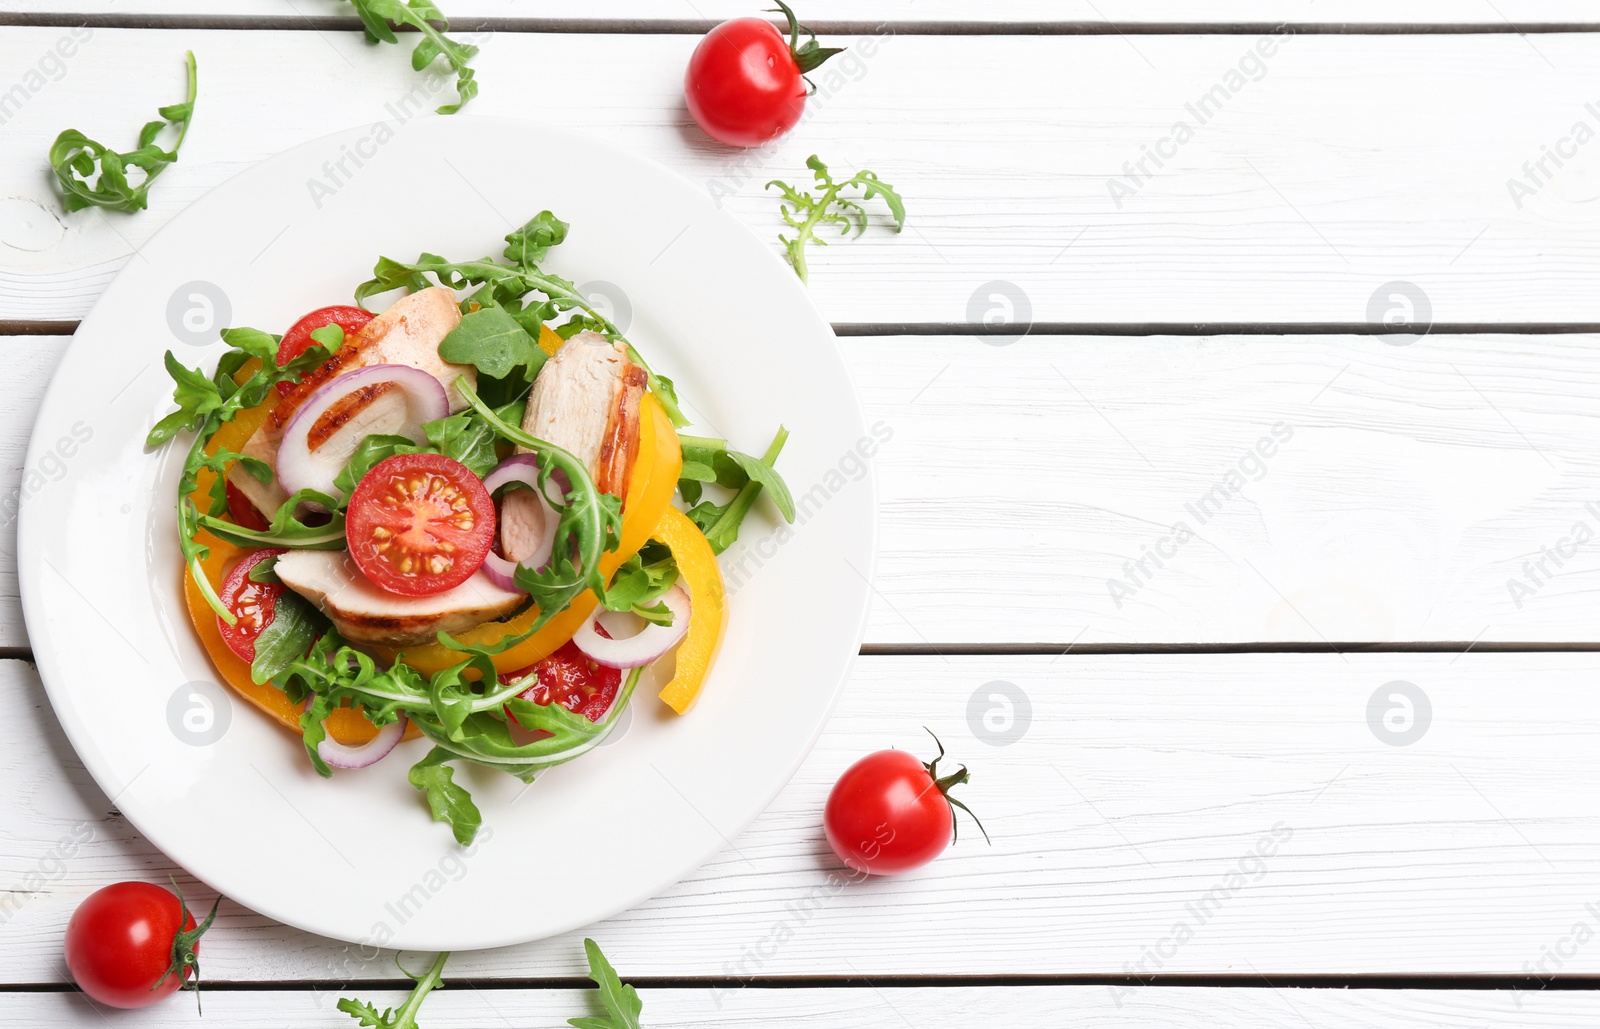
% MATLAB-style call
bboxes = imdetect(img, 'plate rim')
[18,116,879,949]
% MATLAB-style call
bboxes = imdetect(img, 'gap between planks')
[6,973,1600,992]
[10,321,1600,338]
[2,13,1600,33]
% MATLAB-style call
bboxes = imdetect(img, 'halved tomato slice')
[499,640,622,725]
[224,478,271,531]
[217,548,287,662]
[346,452,495,596]
[274,305,374,396]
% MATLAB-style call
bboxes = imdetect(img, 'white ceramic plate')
[19,118,875,950]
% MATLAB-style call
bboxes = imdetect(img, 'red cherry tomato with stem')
[64,880,218,1009]
[823,730,988,875]
[684,0,844,148]
[216,547,287,662]
[346,452,495,596]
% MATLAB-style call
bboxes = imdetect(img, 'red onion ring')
[572,585,692,669]
[277,364,450,499]
[484,454,568,588]
[317,715,407,770]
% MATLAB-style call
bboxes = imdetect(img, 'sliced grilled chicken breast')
[500,331,647,562]
[227,286,472,518]
[275,550,522,646]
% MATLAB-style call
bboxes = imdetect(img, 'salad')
[148,212,794,844]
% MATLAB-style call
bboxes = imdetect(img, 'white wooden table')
[4,3,1600,1024]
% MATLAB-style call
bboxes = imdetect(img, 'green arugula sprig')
[766,155,906,282]
[48,50,197,213]
[147,327,339,624]
[356,212,689,427]
[601,541,680,626]
[334,941,639,1029]
[679,428,796,553]
[346,0,478,114]
[338,951,449,1029]
[569,938,643,1029]
[279,629,642,843]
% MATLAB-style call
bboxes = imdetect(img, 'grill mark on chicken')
[268,317,386,433]
[596,363,647,504]
[306,381,398,451]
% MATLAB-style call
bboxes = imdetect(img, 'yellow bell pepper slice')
[652,506,728,715]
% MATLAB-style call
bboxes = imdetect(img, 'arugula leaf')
[197,488,347,550]
[408,747,482,845]
[681,425,793,556]
[601,541,679,625]
[328,407,511,498]
[218,325,283,364]
[677,428,795,553]
[48,50,197,213]
[569,939,644,1029]
[504,210,569,269]
[309,322,346,352]
[250,591,325,686]
[423,408,507,478]
[766,155,905,282]
[333,434,424,498]
[724,448,796,521]
[344,0,478,113]
[438,305,546,381]
[338,951,449,1029]
[300,690,335,778]
[146,351,226,446]
[247,554,280,584]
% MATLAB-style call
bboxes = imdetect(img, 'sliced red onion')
[484,454,565,576]
[277,364,450,499]
[480,550,524,594]
[318,716,407,770]
[572,585,691,669]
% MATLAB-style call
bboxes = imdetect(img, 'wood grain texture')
[1,1,1594,27]
[2,986,1595,1028]
[1,30,1598,324]
[8,332,1600,650]
[5,652,1599,983]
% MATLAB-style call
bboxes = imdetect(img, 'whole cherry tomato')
[823,731,988,875]
[64,881,218,1009]
[684,1,844,147]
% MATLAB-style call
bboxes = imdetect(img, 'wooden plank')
[1,30,1597,325]
[1,986,1594,1028]
[9,332,1600,649]
[1,1,1594,27]
[4,652,1599,982]
[0,336,69,650]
